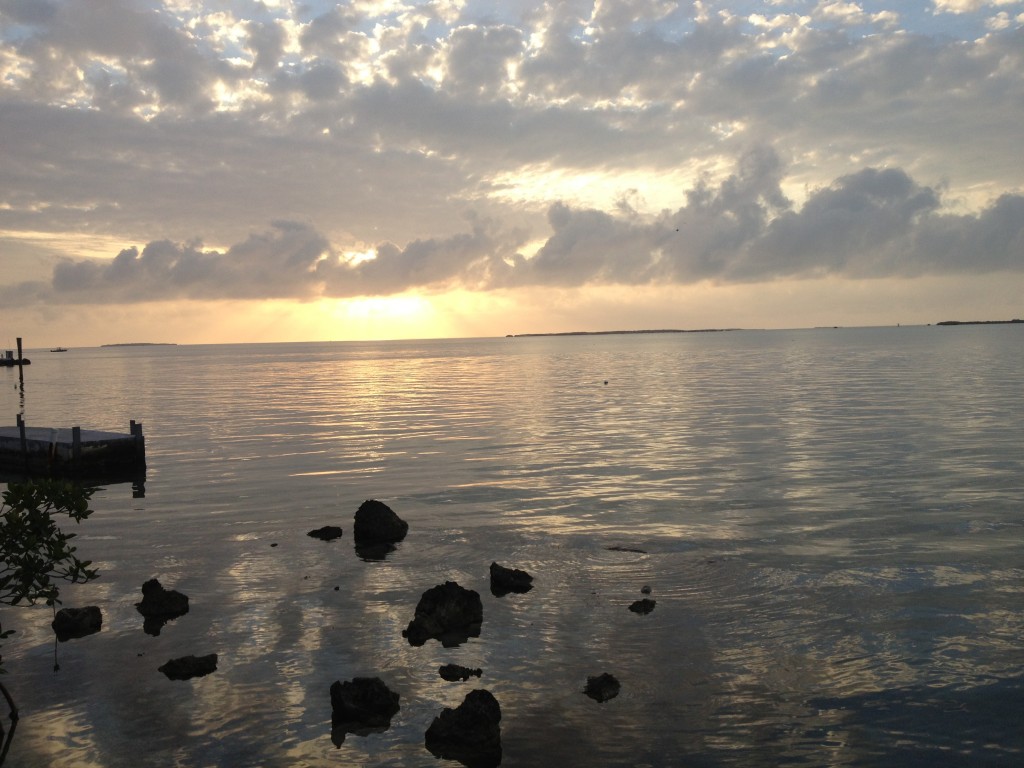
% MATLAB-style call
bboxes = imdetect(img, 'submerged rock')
[629,598,656,615]
[307,525,343,541]
[353,499,408,546]
[605,545,647,554]
[403,581,483,647]
[584,672,620,703]
[136,578,189,635]
[158,653,217,680]
[489,561,533,597]
[439,664,483,682]
[425,689,501,767]
[330,677,400,746]
[52,606,102,641]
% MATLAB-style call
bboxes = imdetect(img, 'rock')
[439,664,483,682]
[136,578,189,617]
[353,499,408,546]
[52,606,102,641]
[136,578,190,636]
[425,689,501,767]
[640,585,652,594]
[606,545,647,554]
[307,525,343,541]
[629,598,656,615]
[158,653,218,680]
[403,581,483,647]
[584,672,620,703]
[489,561,533,596]
[330,677,400,746]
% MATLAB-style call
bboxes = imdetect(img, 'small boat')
[50,347,68,352]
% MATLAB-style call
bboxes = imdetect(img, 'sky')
[1,0,1022,346]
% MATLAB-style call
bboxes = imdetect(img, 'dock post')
[17,414,28,473]
[130,420,145,460]
[72,426,82,462]
[16,338,23,364]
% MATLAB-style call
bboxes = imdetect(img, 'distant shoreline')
[507,328,741,338]
[100,342,178,347]
[936,319,1022,326]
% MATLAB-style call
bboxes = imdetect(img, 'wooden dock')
[0,418,145,478]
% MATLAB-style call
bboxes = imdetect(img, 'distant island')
[506,328,741,338]
[936,319,1022,326]
[100,342,178,347]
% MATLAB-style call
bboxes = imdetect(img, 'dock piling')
[16,414,28,473]
[130,420,144,453]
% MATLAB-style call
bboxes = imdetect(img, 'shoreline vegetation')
[936,319,1022,326]
[506,328,740,338]
[100,342,177,347]
[507,320,1023,338]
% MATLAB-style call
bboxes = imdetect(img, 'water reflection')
[0,330,1021,765]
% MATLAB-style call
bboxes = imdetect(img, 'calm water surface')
[1,327,1022,766]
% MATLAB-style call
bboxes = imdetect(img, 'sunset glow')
[0,1,1021,346]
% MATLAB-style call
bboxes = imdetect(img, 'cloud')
[0,0,219,113]
[1,0,1022,335]
[47,222,333,301]
[4,150,1020,310]
[746,167,941,279]
[1,216,523,305]
[932,0,1021,14]
[503,149,1022,288]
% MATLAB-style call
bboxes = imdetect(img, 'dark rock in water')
[439,664,483,682]
[136,578,190,636]
[425,689,502,767]
[489,561,533,597]
[330,677,400,746]
[158,653,218,680]
[606,545,647,554]
[52,606,102,641]
[584,672,620,703]
[137,578,189,616]
[307,525,343,541]
[640,585,652,595]
[403,581,483,647]
[629,598,656,615]
[353,499,408,546]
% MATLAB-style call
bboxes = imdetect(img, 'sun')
[326,294,444,340]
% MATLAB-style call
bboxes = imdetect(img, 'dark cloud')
[0,0,58,25]
[445,25,524,96]
[245,20,286,74]
[0,0,218,112]
[5,152,1019,310]
[322,214,524,296]
[11,218,522,305]
[509,151,1022,288]
[48,222,332,302]
[745,167,941,279]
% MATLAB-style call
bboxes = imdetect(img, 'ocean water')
[0,326,1021,767]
